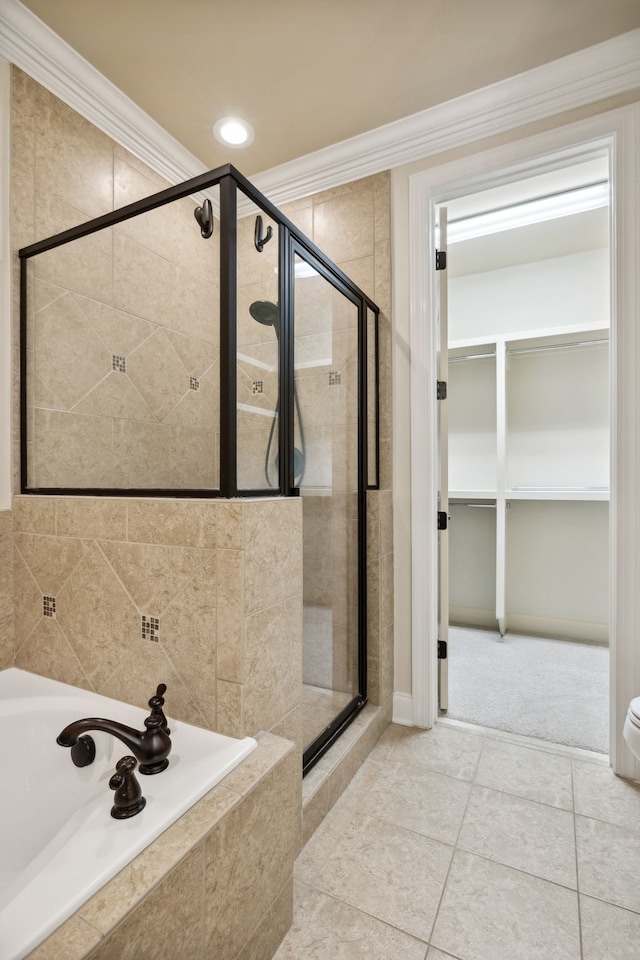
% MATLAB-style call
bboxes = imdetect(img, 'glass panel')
[367,305,378,487]
[294,254,360,749]
[236,196,279,490]
[25,186,221,490]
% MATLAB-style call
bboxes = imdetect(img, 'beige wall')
[9,66,394,755]
[0,509,13,666]
[13,68,220,492]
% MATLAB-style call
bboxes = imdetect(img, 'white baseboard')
[392,692,414,726]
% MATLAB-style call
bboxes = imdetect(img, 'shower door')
[292,248,366,768]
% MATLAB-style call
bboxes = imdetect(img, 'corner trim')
[1,0,639,198]
[392,692,415,727]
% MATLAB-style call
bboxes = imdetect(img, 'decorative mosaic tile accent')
[329,371,342,385]
[141,615,160,642]
[112,355,126,373]
[189,376,200,391]
[252,380,264,395]
[43,595,56,618]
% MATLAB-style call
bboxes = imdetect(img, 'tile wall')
[0,510,13,667]
[12,495,302,748]
[9,63,393,790]
[12,67,220,492]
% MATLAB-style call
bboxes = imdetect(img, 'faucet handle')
[109,756,146,819]
[147,683,170,736]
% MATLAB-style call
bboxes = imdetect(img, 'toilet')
[623,698,640,759]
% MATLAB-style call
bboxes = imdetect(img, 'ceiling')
[17,0,640,177]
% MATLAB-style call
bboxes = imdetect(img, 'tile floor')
[274,721,640,960]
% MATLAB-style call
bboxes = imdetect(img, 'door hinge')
[438,639,448,659]
[437,380,447,400]
[437,511,448,531]
[435,249,447,270]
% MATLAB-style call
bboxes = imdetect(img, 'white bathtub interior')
[0,668,257,960]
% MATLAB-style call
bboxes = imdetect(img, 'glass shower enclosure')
[19,164,380,773]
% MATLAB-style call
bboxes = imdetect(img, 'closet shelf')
[506,488,609,501]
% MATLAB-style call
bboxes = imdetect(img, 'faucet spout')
[57,715,171,774]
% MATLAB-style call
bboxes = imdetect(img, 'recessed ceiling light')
[213,117,254,147]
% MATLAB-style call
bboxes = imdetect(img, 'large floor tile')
[310,813,453,942]
[580,895,640,960]
[431,850,581,960]
[576,815,640,913]
[389,723,483,781]
[427,949,461,959]
[573,759,640,830]
[345,757,471,845]
[273,888,428,960]
[458,785,577,886]
[474,738,573,809]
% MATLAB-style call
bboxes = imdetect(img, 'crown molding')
[1,0,639,203]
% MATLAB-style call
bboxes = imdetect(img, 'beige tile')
[161,556,217,729]
[73,371,155,422]
[170,426,218,490]
[576,814,640,912]
[14,533,89,596]
[15,616,91,690]
[125,327,189,421]
[33,408,114,489]
[13,496,56,534]
[164,330,217,377]
[216,548,244,683]
[221,735,294,798]
[35,291,113,409]
[313,189,375,265]
[203,749,298,959]
[458,785,577,887]
[301,809,452,941]
[34,83,114,219]
[244,596,302,735]
[26,916,101,960]
[35,194,113,303]
[72,294,156,357]
[244,499,302,615]
[98,539,208,615]
[217,679,244,738]
[86,846,204,960]
[475,738,574,809]
[13,546,44,646]
[573,758,640,829]
[111,419,173,489]
[126,499,217,548]
[274,888,427,960]
[427,950,460,960]
[56,541,140,688]
[80,785,238,935]
[164,386,215,431]
[343,756,471,845]
[431,851,581,960]
[389,723,483,781]
[99,637,205,726]
[55,498,127,541]
[580,895,640,960]
[236,877,293,960]
[112,233,178,327]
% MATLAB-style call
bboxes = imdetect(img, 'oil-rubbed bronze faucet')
[56,686,172,775]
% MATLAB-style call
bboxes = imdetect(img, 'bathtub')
[0,668,257,960]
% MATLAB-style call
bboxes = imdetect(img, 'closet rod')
[449,352,496,363]
[508,338,607,356]
[450,502,497,508]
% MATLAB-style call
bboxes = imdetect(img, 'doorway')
[438,157,611,752]
[400,105,640,778]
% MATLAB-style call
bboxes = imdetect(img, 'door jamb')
[403,105,640,777]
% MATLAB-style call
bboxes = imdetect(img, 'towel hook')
[254,214,273,253]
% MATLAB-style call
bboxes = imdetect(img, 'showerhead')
[249,300,280,334]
